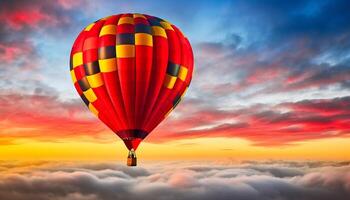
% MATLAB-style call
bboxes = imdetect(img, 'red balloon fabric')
[69,13,194,151]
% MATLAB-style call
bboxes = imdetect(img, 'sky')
[1,1,350,199]
[0,0,350,162]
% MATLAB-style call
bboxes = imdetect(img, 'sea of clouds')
[0,160,349,200]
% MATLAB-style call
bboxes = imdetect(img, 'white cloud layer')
[0,160,349,200]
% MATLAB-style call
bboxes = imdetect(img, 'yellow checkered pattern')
[163,65,189,89]
[70,70,77,83]
[71,14,192,121]
[116,45,135,58]
[72,52,83,68]
[118,16,134,25]
[99,58,117,72]
[84,23,95,31]
[151,26,167,38]
[86,73,104,88]
[135,33,153,46]
[100,25,117,36]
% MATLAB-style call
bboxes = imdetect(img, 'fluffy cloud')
[1,89,349,145]
[0,160,349,200]
[0,0,87,31]
[193,0,350,98]
[0,92,107,143]
[151,95,350,146]
[0,0,92,91]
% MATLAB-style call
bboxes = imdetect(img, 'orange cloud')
[1,91,350,147]
[149,96,350,146]
[0,93,107,143]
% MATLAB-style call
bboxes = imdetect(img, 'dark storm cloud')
[0,160,349,200]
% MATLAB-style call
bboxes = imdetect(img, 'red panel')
[116,14,136,131]
[135,45,153,129]
[83,37,99,51]
[92,87,124,130]
[104,15,120,25]
[117,57,136,129]
[146,25,193,132]
[86,19,127,130]
[99,35,115,47]
[87,20,105,35]
[98,112,116,132]
[134,17,148,25]
[83,49,98,63]
[117,24,134,33]
[168,25,191,100]
[140,36,168,128]
[73,65,85,80]
[71,31,87,55]
[74,82,83,95]
[97,15,130,131]
[134,17,153,130]
[145,24,182,131]
[100,72,128,129]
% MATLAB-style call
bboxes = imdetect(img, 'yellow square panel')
[135,33,153,46]
[133,14,146,19]
[86,73,104,88]
[100,25,117,36]
[118,17,134,25]
[85,23,95,31]
[178,66,188,81]
[70,70,77,83]
[164,74,177,89]
[99,58,117,72]
[151,26,167,38]
[160,21,174,30]
[83,88,97,102]
[72,52,83,68]
[116,45,135,58]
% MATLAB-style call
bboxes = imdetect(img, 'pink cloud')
[1,90,349,147]
[57,0,86,10]
[0,9,58,30]
[148,96,350,146]
[0,0,85,31]
[0,42,33,63]
[0,93,107,143]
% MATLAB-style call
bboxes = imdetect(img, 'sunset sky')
[1,1,350,200]
[0,0,350,162]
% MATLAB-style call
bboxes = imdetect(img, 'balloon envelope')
[70,13,193,151]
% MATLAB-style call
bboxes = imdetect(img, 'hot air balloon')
[69,13,194,166]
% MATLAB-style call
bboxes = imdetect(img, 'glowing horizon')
[1,137,349,161]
